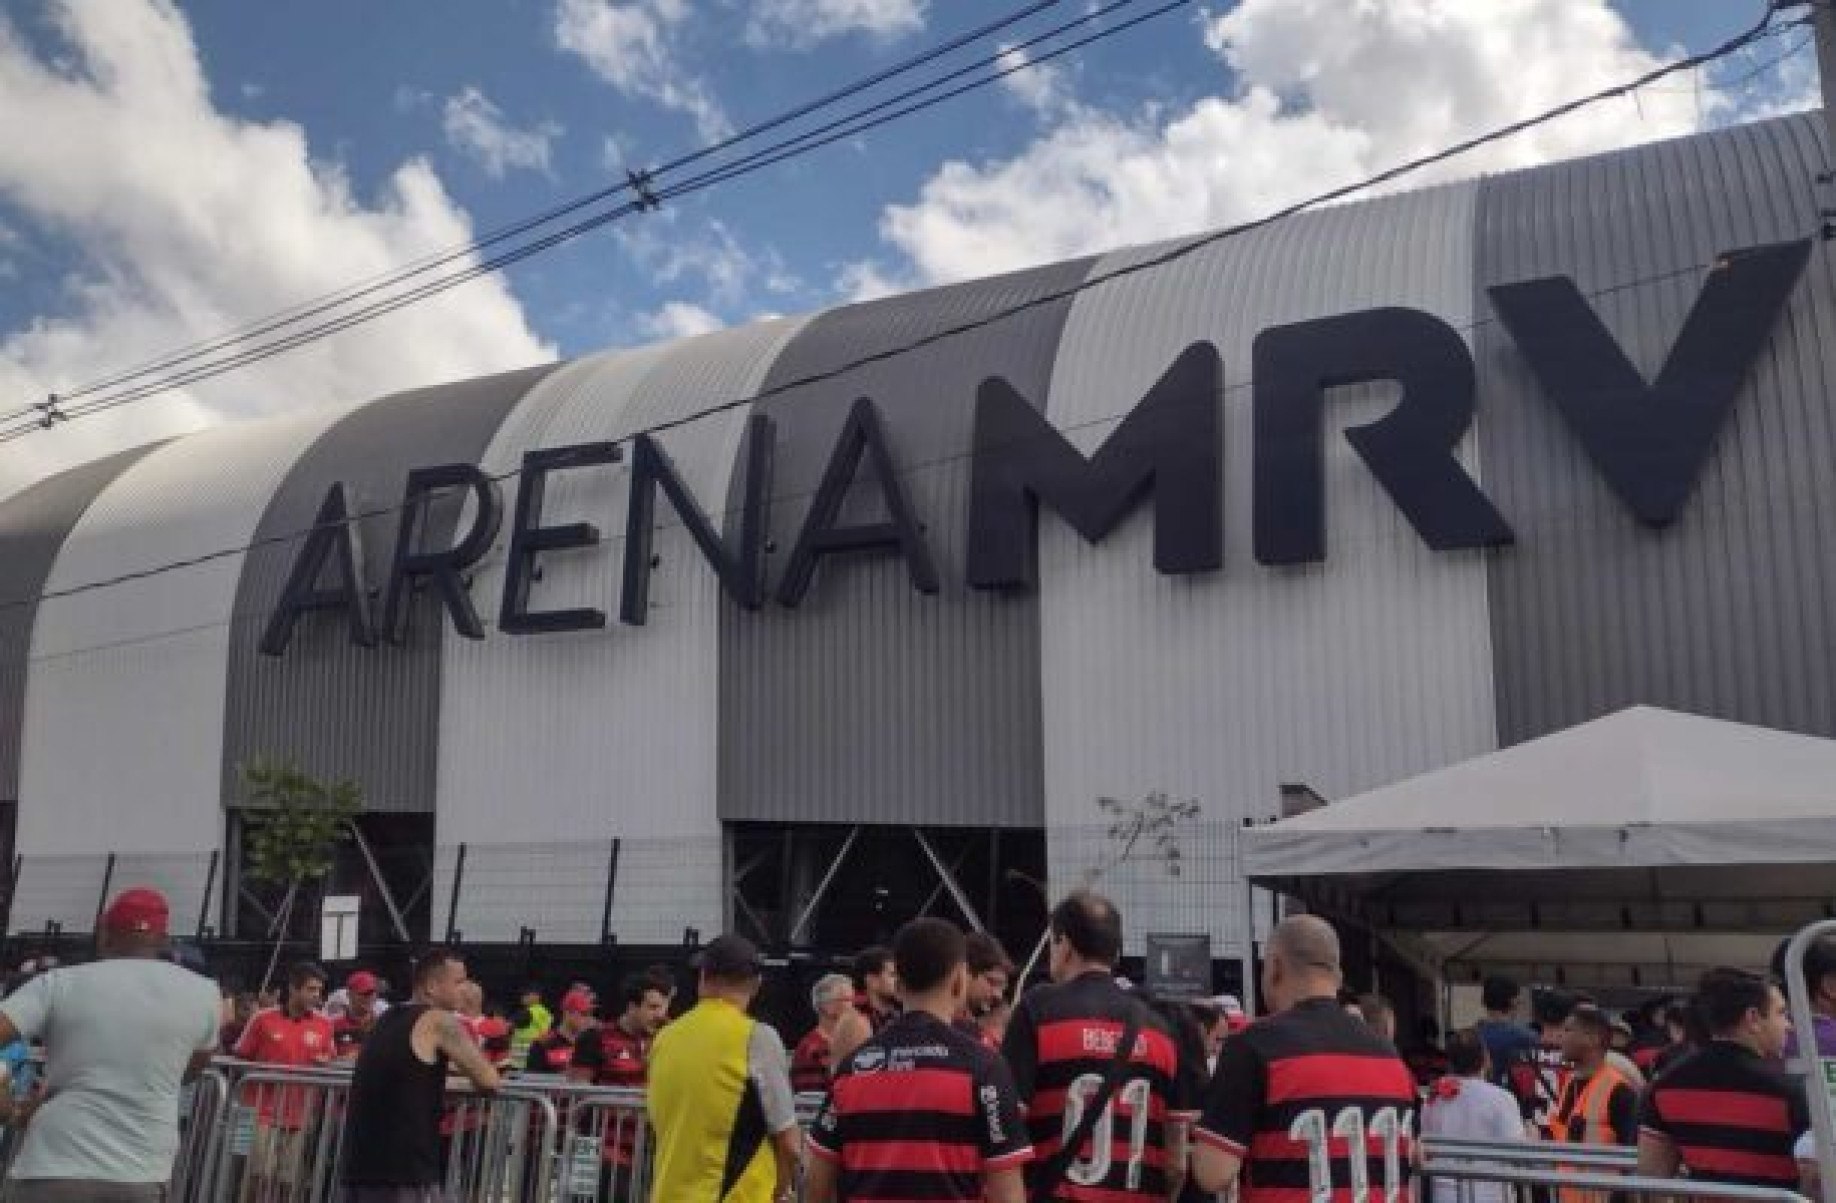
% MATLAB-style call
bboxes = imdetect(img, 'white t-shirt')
[0,958,220,1183]
[1420,1076,1529,1203]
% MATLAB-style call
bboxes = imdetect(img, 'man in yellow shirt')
[646,935,801,1203]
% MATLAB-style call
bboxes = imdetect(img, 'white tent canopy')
[1241,707,1836,987]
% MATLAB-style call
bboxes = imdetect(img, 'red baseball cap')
[347,971,379,995]
[560,989,595,1016]
[101,887,169,936]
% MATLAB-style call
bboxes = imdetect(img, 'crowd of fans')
[0,884,1829,1202]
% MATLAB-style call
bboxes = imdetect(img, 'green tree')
[236,759,362,992]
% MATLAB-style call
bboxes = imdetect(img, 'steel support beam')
[790,826,860,946]
[347,821,411,943]
[912,829,984,932]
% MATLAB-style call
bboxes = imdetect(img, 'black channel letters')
[1487,239,1811,527]
[255,241,1808,652]
[966,342,1223,591]
[259,481,375,655]
[1253,307,1513,566]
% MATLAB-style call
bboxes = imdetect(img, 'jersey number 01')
[1060,1074,1155,1189]
[1287,1106,1411,1203]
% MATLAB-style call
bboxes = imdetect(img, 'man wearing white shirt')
[0,887,220,1202]
[1420,1029,1532,1203]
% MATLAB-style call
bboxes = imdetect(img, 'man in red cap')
[333,971,383,1060]
[0,887,220,1201]
[524,988,596,1074]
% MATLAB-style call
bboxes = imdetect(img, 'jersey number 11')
[1288,1106,1411,1203]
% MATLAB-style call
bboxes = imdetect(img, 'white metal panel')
[437,319,808,943]
[1039,182,1498,955]
[12,409,346,932]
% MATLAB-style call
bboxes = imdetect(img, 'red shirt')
[236,1008,335,1068]
[792,1027,833,1094]
[234,1008,335,1128]
[332,1013,377,1059]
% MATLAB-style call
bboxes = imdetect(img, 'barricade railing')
[559,1086,651,1202]
[1423,1136,1640,1169]
[1423,1160,1811,1203]
[199,1067,559,1203]
[1785,920,1836,1203]
[1421,1136,1642,1203]
[174,1068,230,1201]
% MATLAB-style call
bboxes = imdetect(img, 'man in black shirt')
[340,948,500,1201]
[1002,890,1205,1201]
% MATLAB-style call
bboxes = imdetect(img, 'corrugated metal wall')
[1040,182,1501,954]
[718,259,1095,827]
[437,320,807,943]
[1476,113,1836,744]
[0,445,161,804]
[12,411,345,931]
[222,366,555,813]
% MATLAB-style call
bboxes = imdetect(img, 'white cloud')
[746,0,926,50]
[442,86,562,178]
[837,258,906,303]
[0,0,554,499]
[640,300,725,340]
[869,0,1740,287]
[554,0,728,140]
[994,44,1072,118]
[615,214,802,305]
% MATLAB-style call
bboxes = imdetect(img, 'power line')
[0,0,1100,428]
[0,3,1799,616]
[0,0,1176,442]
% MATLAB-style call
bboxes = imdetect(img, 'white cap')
[1203,993,1245,1016]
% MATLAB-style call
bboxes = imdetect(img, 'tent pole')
[1240,876,1258,1016]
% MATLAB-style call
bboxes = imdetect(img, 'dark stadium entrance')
[725,822,1048,965]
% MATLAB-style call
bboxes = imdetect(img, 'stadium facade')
[0,112,1832,969]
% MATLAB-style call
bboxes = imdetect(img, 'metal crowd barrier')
[1425,1161,1811,1203]
[1421,1136,1641,1203]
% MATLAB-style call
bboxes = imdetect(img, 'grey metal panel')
[222,365,556,813]
[437,318,808,943]
[0,444,162,802]
[19,409,346,870]
[1041,180,1496,955]
[1476,112,1836,745]
[718,260,1096,827]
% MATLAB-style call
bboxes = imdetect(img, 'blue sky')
[0,0,1812,494]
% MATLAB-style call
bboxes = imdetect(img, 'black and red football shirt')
[525,1028,580,1075]
[810,1010,1032,1202]
[1001,971,1205,1201]
[571,1021,650,1167]
[1638,1040,1807,1189]
[792,1026,834,1094]
[1195,996,1418,1203]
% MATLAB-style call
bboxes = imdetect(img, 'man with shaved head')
[1192,915,1418,1203]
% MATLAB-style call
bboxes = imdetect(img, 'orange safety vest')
[1550,1064,1635,1203]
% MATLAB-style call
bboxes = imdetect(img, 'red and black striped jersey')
[574,1021,649,1089]
[1195,997,1418,1203]
[525,1029,580,1075]
[1638,1041,1807,1188]
[809,1010,1032,1201]
[1001,971,1206,1201]
[792,1026,833,1094]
